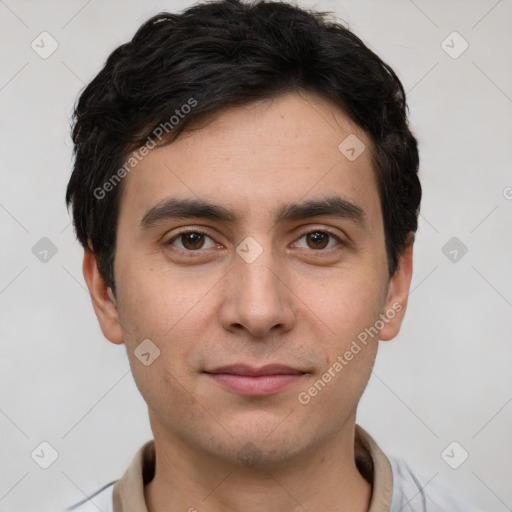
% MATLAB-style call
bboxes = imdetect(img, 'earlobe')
[82,249,124,345]
[379,239,414,342]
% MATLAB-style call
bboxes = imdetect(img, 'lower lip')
[206,373,305,396]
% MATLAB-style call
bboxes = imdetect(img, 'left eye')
[295,231,341,250]
[168,232,217,251]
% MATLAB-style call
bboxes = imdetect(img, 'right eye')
[166,230,218,252]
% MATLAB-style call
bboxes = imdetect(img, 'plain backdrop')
[1,1,511,511]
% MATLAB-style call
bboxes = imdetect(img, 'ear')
[379,236,414,341]
[82,248,124,345]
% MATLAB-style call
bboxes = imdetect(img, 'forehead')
[117,92,381,231]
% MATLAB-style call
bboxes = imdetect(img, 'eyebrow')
[139,196,366,230]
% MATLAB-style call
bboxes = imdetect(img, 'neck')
[144,419,372,512]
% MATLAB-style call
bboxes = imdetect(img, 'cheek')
[305,270,386,400]
[116,255,209,340]
[311,268,387,338]
[301,281,382,411]
[129,356,207,437]
[115,259,218,385]
[322,298,381,380]
[309,343,378,421]
[119,286,210,421]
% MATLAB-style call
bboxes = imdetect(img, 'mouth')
[204,364,307,396]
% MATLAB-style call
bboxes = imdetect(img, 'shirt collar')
[112,425,393,512]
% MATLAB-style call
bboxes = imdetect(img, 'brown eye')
[168,231,216,251]
[181,232,205,250]
[306,232,329,249]
[295,230,341,251]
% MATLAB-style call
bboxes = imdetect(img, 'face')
[84,91,413,467]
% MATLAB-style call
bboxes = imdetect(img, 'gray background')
[1,0,511,510]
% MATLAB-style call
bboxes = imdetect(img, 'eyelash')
[166,228,343,253]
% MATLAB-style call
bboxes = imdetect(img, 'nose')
[218,245,296,339]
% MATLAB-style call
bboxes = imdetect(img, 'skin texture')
[83,91,413,512]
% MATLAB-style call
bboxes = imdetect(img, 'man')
[65,0,483,510]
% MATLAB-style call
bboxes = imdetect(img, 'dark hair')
[66,0,421,296]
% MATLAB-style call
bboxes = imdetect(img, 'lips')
[205,364,305,376]
[204,364,307,396]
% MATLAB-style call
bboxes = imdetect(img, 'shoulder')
[388,457,487,512]
[66,481,115,512]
